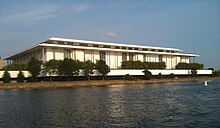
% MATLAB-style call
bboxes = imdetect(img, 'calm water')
[0,80,220,128]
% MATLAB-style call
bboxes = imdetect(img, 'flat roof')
[48,37,182,52]
[4,37,198,59]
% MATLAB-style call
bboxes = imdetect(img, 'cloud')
[97,32,118,41]
[71,4,90,13]
[0,5,60,23]
[106,32,118,38]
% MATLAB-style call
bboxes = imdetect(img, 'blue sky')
[0,0,219,69]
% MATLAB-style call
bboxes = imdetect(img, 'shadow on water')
[0,80,220,127]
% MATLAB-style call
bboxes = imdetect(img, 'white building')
[4,37,198,69]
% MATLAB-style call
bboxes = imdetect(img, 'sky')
[0,0,219,69]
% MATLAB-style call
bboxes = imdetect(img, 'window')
[64,49,71,58]
[103,45,110,48]
[129,53,134,61]
[58,42,64,45]
[122,53,127,61]
[143,54,146,62]
[93,44,98,47]
[79,43,87,46]
[100,51,106,61]
[159,55,163,62]
[143,48,149,51]
[88,44,93,47]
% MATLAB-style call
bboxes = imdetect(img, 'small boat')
[204,81,208,86]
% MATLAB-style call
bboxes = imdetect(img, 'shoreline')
[0,77,220,90]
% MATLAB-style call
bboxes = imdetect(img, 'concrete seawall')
[0,69,212,78]
[0,77,219,90]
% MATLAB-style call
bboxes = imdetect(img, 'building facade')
[4,37,198,69]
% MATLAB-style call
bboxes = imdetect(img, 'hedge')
[121,61,166,69]
[2,63,27,70]
[175,62,203,69]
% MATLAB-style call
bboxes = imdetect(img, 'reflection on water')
[0,80,220,127]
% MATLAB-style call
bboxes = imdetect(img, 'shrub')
[133,61,144,69]
[143,62,166,69]
[17,71,25,83]
[2,63,27,70]
[143,68,152,80]
[213,70,220,77]
[191,69,197,77]
[169,73,175,79]
[121,61,136,69]
[124,74,135,80]
[158,73,162,79]
[2,70,11,83]
[121,61,166,69]
[176,62,203,69]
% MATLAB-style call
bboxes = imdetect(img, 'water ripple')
[0,80,220,127]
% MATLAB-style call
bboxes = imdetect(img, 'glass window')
[64,49,71,59]
[122,53,127,61]
[159,55,163,62]
[129,53,134,61]
[100,51,106,61]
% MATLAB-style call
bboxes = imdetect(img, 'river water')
[0,80,220,127]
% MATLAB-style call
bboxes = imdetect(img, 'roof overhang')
[39,43,199,57]
[4,37,199,60]
[48,37,182,52]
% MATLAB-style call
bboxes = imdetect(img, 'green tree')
[2,70,11,83]
[43,59,60,82]
[95,60,110,80]
[59,58,80,81]
[82,60,95,80]
[142,68,152,80]
[27,57,41,82]
[17,71,25,83]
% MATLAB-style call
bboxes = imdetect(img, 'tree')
[59,58,80,81]
[95,60,110,80]
[17,71,25,83]
[2,70,11,83]
[143,68,152,80]
[27,57,41,82]
[43,59,60,82]
[82,60,95,80]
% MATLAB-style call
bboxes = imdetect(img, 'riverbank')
[0,77,220,90]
